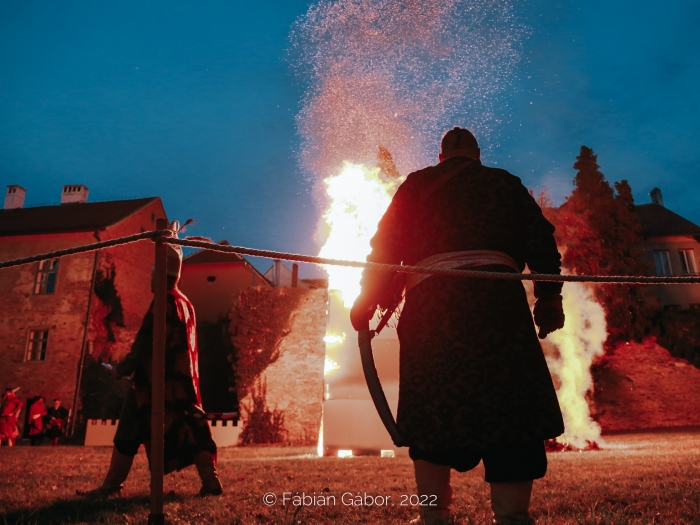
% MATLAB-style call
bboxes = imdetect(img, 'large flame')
[546,282,607,448]
[318,162,399,306]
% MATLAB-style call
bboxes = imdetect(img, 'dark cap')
[440,127,479,156]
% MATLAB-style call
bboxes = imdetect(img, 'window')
[678,250,697,275]
[34,259,59,294]
[653,250,672,276]
[26,330,49,361]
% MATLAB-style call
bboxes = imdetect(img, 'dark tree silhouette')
[546,146,658,346]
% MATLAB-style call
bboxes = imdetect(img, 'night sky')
[1,1,699,276]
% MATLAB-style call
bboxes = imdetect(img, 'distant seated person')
[29,396,47,446]
[45,398,69,446]
[0,388,23,447]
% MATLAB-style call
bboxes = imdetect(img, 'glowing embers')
[324,357,340,376]
[323,333,346,344]
[336,449,396,458]
[544,282,607,449]
[318,162,398,307]
[545,439,601,453]
[323,333,345,376]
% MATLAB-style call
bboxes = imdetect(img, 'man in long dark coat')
[351,127,565,525]
[81,244,223,498]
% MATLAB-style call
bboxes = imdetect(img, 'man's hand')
[533,295,565,339]
[350,296,376,332]
[110,367,122,380]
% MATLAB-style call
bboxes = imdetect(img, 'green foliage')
[79,355,130,421]
[545,146,659,346]
[238,377,287,445]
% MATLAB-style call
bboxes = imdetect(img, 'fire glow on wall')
[317,163,406,457]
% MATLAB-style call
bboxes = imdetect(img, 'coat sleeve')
[515,180,563,300]
[360,179,418,308]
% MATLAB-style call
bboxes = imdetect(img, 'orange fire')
[318,162,401,307]
[545,282,607,448]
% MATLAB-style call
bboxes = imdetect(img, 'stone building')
[0,184,167,426]
[179,243,270,324]
[637,188,700,309]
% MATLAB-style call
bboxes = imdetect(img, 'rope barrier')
[0,230,170,270]
[1,229,700,284]
[164,237,700,285]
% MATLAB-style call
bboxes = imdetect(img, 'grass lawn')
[1,430,699,524]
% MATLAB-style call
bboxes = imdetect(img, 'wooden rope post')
[148,218,168,525]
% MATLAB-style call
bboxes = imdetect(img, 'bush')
[655,308,700,368]
[238,377,287,445]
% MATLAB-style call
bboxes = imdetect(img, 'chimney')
[292,263,299,288]
[61,184,89,204]
[4,185,26,209]
[650,187,664,207]
[273,259,282,287]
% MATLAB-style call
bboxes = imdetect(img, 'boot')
[193,451,223,496]
[490,481,535,525]
[410,460,453,525]
[78,447,134,499]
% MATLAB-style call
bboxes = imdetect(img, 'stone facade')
[0,199,166,430]
[241,289,327,445]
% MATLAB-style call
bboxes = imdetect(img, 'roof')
[182,241,246,265]
[0,197,160,237]
[636,203,700,240]
[182,240,270,284]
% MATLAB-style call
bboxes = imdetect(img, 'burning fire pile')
[544,282,607,451]
[317,161,401,307]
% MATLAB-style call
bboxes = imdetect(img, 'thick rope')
[163,237,700,285]
[0,230,171,270]
[1,229,699,284]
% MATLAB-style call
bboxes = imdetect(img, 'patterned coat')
[115,287,215,471]
[28,399,47,436]
[361,156,565,452]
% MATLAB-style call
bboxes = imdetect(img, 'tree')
[549,146,657,345]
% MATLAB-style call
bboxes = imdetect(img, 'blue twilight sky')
[1,1,699,276]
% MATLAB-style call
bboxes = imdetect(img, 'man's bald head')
[439,127,480,162]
